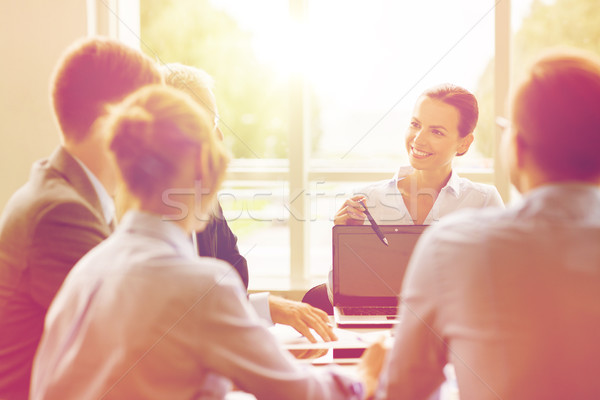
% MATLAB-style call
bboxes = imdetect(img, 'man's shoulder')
[431,205,512,239]
[1,162,93,230]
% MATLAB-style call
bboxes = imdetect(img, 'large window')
[137,0,506,289]
[128,0,599,290]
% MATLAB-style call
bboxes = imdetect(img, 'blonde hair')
[106,85,229,212]
[160,63,216,114]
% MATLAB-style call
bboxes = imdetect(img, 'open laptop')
[332,224,428,327]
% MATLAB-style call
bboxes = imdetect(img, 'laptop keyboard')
[339,306,398,316]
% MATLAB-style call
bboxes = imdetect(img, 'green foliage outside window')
[141,0,290,159]
[142,0,600,162]
[475,0,600,158]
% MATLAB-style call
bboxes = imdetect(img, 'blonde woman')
[31,85,384,399]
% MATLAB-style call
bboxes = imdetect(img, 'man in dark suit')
[0,36,162,399]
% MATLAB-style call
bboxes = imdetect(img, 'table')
[228,323,459,399]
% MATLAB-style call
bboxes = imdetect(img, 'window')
[122,0,517,289]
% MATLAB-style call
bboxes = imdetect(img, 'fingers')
[291,304,337,343]
[293,318,318,343]
[334,196,367,225]
[269,296,338,343]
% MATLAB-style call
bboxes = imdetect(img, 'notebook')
[332,224,428,327]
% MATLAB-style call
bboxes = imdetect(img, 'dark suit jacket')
[0,146,112,399]
[195,203,249,289]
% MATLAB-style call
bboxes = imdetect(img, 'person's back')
[0,37,161,399]
[31,211,253,399]
[402,188,600,399]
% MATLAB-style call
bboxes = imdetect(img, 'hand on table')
[269,295,338,343]
[334,195,367,226]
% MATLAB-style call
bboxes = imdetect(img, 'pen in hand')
[359,200,389,246]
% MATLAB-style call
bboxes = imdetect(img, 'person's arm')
[28,202,109,308]
[213,205,336,342]
[213,205,249,288]
[190,270,366,399]
[375,230,447,399]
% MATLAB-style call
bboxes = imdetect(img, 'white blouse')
[31,211,364,400]
[355,166,504,225]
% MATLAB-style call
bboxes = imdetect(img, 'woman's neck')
[397,166,453,225]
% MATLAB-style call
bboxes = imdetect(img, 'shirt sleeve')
[191,270,365,400]
[248,291,272,323]
[375,228,447,399]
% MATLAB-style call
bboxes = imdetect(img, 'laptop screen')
[332,225,428,307]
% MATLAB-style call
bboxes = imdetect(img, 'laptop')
[332,224,428,327]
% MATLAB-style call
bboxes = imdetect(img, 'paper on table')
[269,324,392,350]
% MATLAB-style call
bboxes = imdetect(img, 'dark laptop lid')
[332,225,428,307]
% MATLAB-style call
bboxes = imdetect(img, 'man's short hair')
[512,48,600,181]
[51,36,163,142]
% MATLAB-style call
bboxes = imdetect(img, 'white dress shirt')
[73,154,116,226]
[376,184,600,399]
[327,166,504,299]
[31,211,364,400]
[355,166,504,225]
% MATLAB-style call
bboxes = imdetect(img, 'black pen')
[360,200,389,246]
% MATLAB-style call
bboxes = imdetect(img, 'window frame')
[95,0,511,291]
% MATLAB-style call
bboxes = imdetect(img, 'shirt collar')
[72,155,116,226]
[393,165,461,197]
[444,169,461,197]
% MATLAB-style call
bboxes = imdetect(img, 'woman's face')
[405,96,472,172]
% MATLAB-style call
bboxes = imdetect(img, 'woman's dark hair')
[421,83,479,138]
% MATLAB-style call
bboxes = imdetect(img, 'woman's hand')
[334,195,367,225]
[269,295,338,343]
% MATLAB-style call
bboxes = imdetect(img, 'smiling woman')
[335,83,502,227]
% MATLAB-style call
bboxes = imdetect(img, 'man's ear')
[456,133,474,156]
[514,132,528,169]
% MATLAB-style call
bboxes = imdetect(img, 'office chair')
[301,283,333,315]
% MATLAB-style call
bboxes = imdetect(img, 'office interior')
[1,0,595,299]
